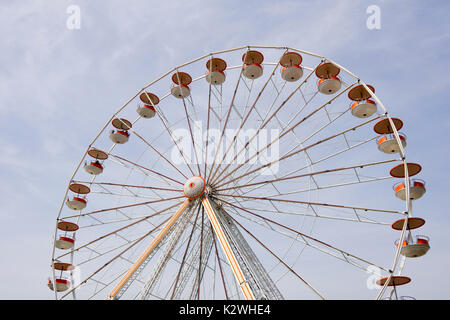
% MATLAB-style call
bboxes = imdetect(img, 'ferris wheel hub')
[183,176,206,199]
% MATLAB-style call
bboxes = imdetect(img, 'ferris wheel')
[49,45,429,300]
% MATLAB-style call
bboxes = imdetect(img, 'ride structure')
[49,45,428,300]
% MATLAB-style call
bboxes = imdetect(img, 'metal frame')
[50,45,417,300]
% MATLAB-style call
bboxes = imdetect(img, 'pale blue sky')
[0,0,449,299]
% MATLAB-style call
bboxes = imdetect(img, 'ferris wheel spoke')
[87,270,137,300]
[153,108,197,177]
[55,202,180,262]
[224,153,384,199]
[169,217,217,300]
[207,72,261,183]
[206,49,252,183]
[215,193,405,216]
[263,176,393,199]
[240,76,256,119]
[174,73,203,176]
[218,88,318,191]
[223,200,390,225]
[189,221,215,300]
[225,201,373,287]
[107,199,191,300]
[59,211,175,300]
[235,134,380,198]
[194,206,206,299]
[77,213,175,229]
[220,198,389,273]
[83,182,179,227]
[130,129,189,180]
[206,117,284,194]
[108,112,189,185]
[203,63,214,177]
[234,105,350,190]
[223,204,372,277]
[214,101,344,189]
[170,203,202,299]
[110,153,184,186]
[210,68,322,186]
[215,158,399,193]
[72,233,146,270]
[286,102,349,150]
[73,181,182,193]
[91,188,165,202]
[209,100,289,193]
[95,154,182,213]
[210,66,319,186]
[214,114,380,189]
[221,206,325,300]
[62,195,184,220]
[209,63,313,186]
[210,82,223,107]
[210,223,230,300]
[212,80,358,187]
[83,243,141,268]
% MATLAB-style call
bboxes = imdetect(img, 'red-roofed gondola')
[48,277,71,292]
[376,276,411,287]
[55,221,79,250]
[395,235,430,258]
[137,92,159,118]
[110,118,132,144]
[66,183,90,210]
[280,52,303,82]
[377,132,407,154]
[389,163,422,178]
[242,50,264,79]
[171,72,192,98]
[391,217,425,231]
[206,58,227,85]
[316,62,341,94]
[349,84,377,118]
[393,179,426,200]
